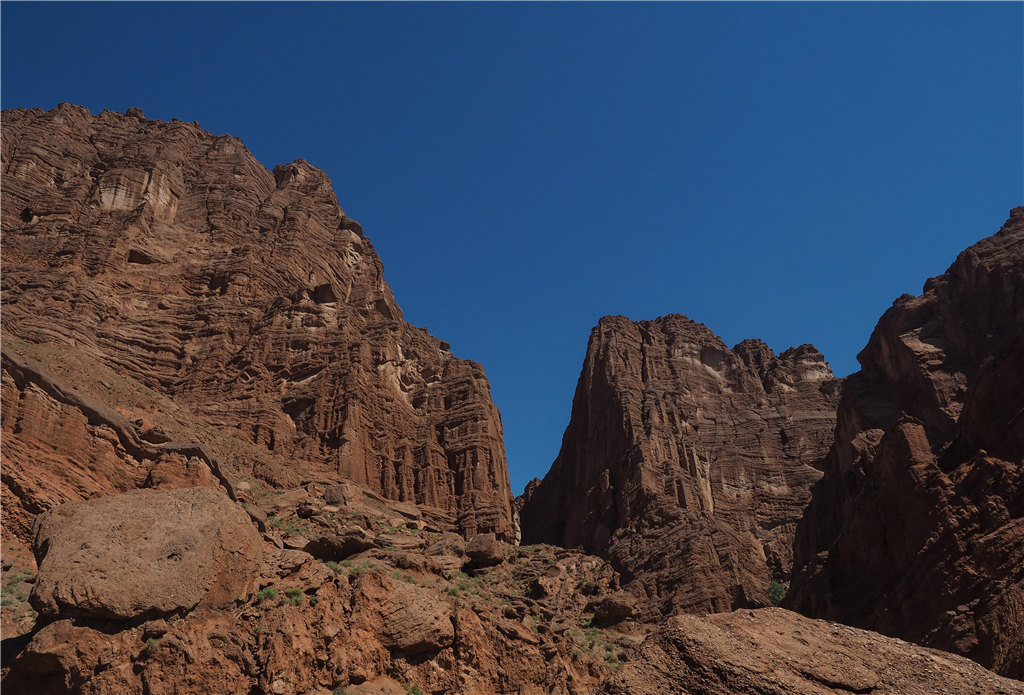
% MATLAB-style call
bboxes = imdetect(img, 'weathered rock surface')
[597,607,1024,695]
[4,521,637,695]
[789,209,1024,679]
[0,103,515,543]
[304,525,377,562]
[30,487,262,621]
[520,314,841,617]
[465,531,507,567]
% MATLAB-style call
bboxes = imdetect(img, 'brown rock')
[466,532,505,566]
[352,572,454,655]
[789,211,1024,678]
[424,531,466,558]
[143,453,221,491]
[521,314,840,617]
[30,487,261,620]
[304,525,377,562]
[588,592,639,621]
[597,608,1024,695]
[0,104,515,543]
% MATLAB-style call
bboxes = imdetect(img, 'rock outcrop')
[30,487,262,621]
[0,103,515,542]
[597,608,1024,695]
[4,497,638,695]
[789,209,1024,679]
[520,314,841,617]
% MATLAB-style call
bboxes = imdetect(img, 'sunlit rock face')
[789,209,1024,679]
[0,104,516,542]
[520,313,841,618]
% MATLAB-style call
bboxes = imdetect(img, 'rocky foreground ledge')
[4,481,1023,695]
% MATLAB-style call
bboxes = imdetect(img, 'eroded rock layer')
[0,104,515,542]
[789,209,1024,679]
[597,608,1024,695]
[520,314,841,617]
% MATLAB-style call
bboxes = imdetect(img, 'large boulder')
[304,525,377,562]
[353,573,455,655]
[30,487,262,620]
[466,532,505,566]
[597,608,1024,695]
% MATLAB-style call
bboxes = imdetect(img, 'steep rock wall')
[520,314,840,617]
[0,104,515,541]
[789,209,1024,678]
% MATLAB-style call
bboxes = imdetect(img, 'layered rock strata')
[0,104,515,542]
[789,209,1024,678]
[520,314,841,617]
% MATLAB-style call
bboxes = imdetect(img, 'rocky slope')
[597,608,1024,695]
[788,209,1024,679]
[2,482,639,695]
[6,481,1021,695]
[519,314,841,617]
[0,103,515,544]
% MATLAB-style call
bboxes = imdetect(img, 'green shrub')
[284,588,304,606]
[448,588,459,597]
[256,587,278,602]
[768,580,787,606]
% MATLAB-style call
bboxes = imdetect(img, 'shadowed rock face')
[520,314,841,617]
[789,209,1024,679]
[0,104,515,541]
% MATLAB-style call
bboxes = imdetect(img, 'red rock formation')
[0,104,515,542]
[4,495,637,695]
[789,209,1024,678]
[30,487,262,621]
[519,314,841,617]
[597,608,1024,695]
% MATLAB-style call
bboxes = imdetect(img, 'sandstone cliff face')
[789,209,1024,679]
[0,104,515,542]
[520,314,841,617]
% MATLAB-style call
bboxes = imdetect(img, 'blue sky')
[3,3,1021,494]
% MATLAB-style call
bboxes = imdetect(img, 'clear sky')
[3,3,1021,495]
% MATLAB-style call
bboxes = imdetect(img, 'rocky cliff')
[788,209,1024,678]
[0,103,515,543]
[3,103,1022,694]
[519,314,841,617]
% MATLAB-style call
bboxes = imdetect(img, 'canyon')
[1,104,1021,694]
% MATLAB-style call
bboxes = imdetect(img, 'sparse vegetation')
[769,580,787,606]
[256,587,278,602]
[348,560,376,576]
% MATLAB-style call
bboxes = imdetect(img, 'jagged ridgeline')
[519,314,842,617]
[1,103,516,543]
